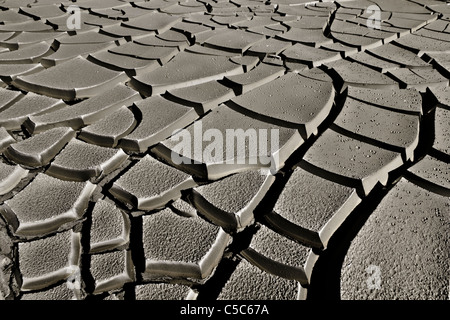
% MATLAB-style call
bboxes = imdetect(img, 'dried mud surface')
[0,0,449,301]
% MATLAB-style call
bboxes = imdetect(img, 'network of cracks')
[0,0,449,300]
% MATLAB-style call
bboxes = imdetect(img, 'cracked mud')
[0,0,449,301]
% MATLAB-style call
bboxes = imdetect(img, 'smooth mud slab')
[159,104,304,179]
[130,51,245,95]
[18,230,80,291]
[229,72,335,138]
[89,199,130,254]
[271,166,361,249]
[134,282,194,300]
[333,97,420,160]
[90,250,135,294]
[25,83,140,133]
[193,170,275,230]
[1,173,96,238]
[12,56,128,100]
[0,92,65,130]
[110,155,197,211]
[303,128,404,196]
[341,178,450,300]
[407,155,450,195]
[119,96,198,153]
[434,106,450,156]
[4,127,76,168]
[217,258,299,300]
[79,105,137,148]
[0,0,449,301]
[0,162,28,196]
[46,139,129,182]
[347,86,423,116]
[142,207,230,280]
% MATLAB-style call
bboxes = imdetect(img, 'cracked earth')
[0,0,449,301]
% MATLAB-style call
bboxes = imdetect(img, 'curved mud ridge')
[0,0,449,300]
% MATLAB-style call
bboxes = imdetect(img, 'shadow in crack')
[305,90,437,300]
[306,181,391,300]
